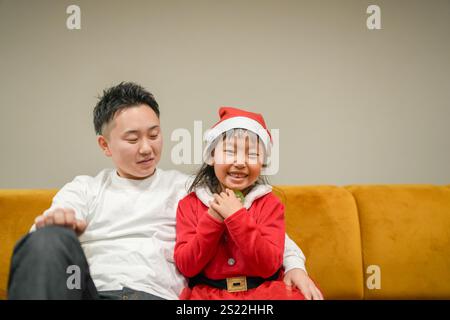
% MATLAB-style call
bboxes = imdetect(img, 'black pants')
[7,226,164,300]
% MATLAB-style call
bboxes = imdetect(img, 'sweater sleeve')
[174,197,226,278]
[224,195,285,278]
[283,234,307,273]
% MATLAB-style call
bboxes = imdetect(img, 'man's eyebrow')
[123,126,160,135]
[148,125,160,131]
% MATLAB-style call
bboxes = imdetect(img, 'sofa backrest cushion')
[0,189,57,299]
[346,185,450,299]
[274,186,364,299]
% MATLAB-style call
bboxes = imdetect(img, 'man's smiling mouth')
[138,158,154,164]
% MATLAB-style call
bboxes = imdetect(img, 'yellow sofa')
[1,185,450,300]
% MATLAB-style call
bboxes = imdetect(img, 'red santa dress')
[174,184,305,300]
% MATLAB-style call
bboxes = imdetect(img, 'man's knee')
[14,225,79,258]
[8,226,92,300]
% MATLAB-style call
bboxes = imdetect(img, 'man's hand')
[210,189,243,219]
[283,268,324,300]
[34,208,87,236]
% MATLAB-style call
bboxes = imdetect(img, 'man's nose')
[139,139,153,154]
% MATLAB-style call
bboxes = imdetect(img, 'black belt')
[188,268,281,292]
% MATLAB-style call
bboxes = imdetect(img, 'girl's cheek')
[250,164,263,177]
[214,164,229,182]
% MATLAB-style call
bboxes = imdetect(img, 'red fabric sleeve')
[224,194,285,278]
[174,196,225,278]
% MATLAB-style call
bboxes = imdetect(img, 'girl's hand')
[210,189,244,219]
[207,206,224,222]
[283,268,324,300]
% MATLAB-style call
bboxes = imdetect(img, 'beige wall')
[0,0,449,188]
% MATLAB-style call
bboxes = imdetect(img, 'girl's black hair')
[188,163,221,194]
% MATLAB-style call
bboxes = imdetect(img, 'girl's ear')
[97,135,112,157]
[204,148,215,166]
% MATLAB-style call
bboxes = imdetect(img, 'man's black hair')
[93,82,160,135]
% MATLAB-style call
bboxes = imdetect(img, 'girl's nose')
[234,154,246,167]
[235,155,246,166]
[234,162,246,169]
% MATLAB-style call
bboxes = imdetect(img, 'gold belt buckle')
[226,276,247,292]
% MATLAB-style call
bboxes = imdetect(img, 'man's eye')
[127,139,138,143]
[150,134,159,139]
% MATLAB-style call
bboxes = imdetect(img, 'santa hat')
[203,106,272,165]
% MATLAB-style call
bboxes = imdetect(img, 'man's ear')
[97,135,112,157]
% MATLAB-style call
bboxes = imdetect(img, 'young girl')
[174,107,308,299]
